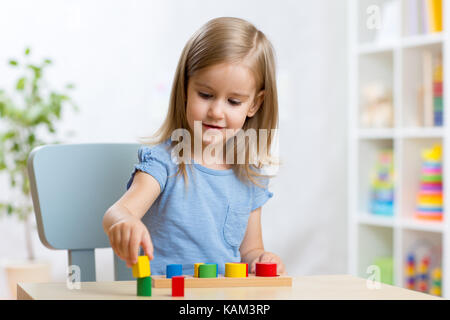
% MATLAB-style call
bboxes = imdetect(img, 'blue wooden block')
[166,264,183,278]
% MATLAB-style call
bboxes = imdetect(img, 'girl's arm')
[239,207,286,275]
[102,170,161,267]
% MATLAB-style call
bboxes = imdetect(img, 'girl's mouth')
[203,123,223,130]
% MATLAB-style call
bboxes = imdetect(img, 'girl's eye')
[198,92,212,99]
[228,99,241,106]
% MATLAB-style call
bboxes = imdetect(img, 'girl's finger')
[128,229,142,266]
[141,232,154,261]
[250,261,256,273]
[120,225,132,262]
[259,253,274,262]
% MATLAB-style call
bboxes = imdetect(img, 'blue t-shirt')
[126,138,274,275]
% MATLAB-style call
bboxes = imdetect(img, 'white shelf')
[348,0,449,298]
[401,127,445,138]
[356,27,444,54]
[401,218,444,233]
[401,32,445,49]
[357,214,445,233]
[357,127,445,139]
[358,213,396,228]
[358,128,395,139]
[357,42,396,55]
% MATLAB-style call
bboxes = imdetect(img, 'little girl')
[102,17,285,276]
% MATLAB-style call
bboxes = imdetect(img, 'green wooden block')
[137,276,152,296]
[199,264,217,278]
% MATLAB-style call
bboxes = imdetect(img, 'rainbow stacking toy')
[370,150,394,216]
[415,144,443,221]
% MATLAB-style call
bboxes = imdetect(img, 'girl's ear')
[247,90,265,118]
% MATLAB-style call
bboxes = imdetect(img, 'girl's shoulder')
[137,138,174,167]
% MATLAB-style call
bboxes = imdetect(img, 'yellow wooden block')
[132,256,151,278]
[225,263,246,278]
[194,263,204,278]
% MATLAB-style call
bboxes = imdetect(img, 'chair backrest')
[27,143,140,282]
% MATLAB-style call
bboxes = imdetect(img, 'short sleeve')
[251,177,274,211]
[126,146,169,192]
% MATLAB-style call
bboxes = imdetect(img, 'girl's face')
[186,62,263,152]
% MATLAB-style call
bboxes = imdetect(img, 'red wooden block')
[255,262,277,277]
[172,276,184,297]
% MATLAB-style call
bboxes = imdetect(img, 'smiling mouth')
[203,123,224,129]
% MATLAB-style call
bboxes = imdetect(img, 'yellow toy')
[430,267,442,296]
[132,255,151,278]
[225,263,247,278]
[422,144,442,162]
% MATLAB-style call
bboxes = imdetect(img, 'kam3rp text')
[178,304,271,317]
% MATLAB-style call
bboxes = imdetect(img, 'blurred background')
[16,0,450,300]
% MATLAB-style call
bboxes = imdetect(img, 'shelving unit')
[348,0,449,298]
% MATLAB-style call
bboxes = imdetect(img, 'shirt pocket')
[223,204,250,248]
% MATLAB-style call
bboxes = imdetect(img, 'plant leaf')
[16,77,26,91]
[27,133,36,145]
[2,130,16,141]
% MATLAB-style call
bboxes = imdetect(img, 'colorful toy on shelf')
[405,240,442,296]
[430,267,442,296]
[416,256,430,293]
[433,56,443,126]
[370,149,394,216]
[360,82,394,128]
[415,144,444,221]
[373,256,393,285]
[405,253,416,290]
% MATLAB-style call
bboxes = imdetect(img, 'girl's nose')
[207,100,225,119]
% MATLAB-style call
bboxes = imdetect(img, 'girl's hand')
[250,251,286,275]
[106,216,154,268]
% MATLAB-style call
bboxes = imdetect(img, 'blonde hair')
[139,17,281,189]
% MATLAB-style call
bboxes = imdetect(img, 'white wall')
[0,0,348,298]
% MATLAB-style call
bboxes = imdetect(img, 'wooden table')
[17,274,443,300]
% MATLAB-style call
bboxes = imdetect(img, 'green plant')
[0,47,78,260]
